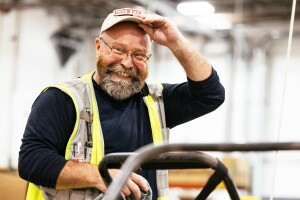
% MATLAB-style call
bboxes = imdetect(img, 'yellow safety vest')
[26,71,167,200]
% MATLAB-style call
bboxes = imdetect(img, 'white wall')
[261,39,300,198]
[0,8,95,168]
[1,7,300,199]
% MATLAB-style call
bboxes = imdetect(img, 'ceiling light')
[177,1,215,15]
[196,14,232,30]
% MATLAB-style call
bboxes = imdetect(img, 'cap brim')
[100,15,143,34]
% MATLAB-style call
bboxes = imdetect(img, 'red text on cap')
[113,8,142,16]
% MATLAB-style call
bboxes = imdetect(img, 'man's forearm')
[56,160,104,191]
[56,160,149,199]
[169,36,212,82]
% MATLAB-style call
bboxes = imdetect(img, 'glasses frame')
[99,37,152,63]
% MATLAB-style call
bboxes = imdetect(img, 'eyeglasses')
[99,37,151,64]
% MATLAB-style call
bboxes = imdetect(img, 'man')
[19,8,225,200]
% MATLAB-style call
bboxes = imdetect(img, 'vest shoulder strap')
[147,83,170,200]
[147,83,167,129]
[48,78,95,162]
[53,79,92,116]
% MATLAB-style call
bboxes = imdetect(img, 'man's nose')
[120,54,134,69]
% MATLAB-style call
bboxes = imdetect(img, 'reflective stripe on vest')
[143,95,162,145]
[158,197,170,200]
[26,71,165,200]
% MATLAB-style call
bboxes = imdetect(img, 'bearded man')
[19,8,225,200]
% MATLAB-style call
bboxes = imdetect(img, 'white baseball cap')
[100,8,143,34]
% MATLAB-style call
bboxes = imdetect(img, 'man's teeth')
[117,72,129,77]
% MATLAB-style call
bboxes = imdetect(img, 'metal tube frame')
[99,142,300,200]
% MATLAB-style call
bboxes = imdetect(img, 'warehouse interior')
[1,0,300,199]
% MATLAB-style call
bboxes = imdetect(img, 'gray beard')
[99,64,145,101]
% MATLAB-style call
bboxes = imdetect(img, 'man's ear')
[95,37,101,51]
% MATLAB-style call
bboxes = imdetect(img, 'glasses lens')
[133,53,148,62]
[100,37,150,63]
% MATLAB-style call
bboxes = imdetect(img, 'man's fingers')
[121,184,132,198]
[123,173,149,200]
[120,177,142,200]
[130,173,149,192]
[108,169,148,200]
[138,23,154,37]
[126,178,141,200]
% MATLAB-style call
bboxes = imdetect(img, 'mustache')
[106,64,140,82]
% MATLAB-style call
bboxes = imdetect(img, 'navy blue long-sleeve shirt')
[19,69,225,198]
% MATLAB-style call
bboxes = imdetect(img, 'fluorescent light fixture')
[177,1,215,15]
[196,14,232,30]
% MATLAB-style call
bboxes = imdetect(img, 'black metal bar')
[224,175,241,200]
[99,152,219,186]
[148,142,300,152]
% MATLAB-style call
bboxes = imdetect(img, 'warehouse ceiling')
[1,0,299,41]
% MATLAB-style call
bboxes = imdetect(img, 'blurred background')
[0,0,300,199]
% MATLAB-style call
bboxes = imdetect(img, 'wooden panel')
[0,173,28,200]
[169,156,250,190]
